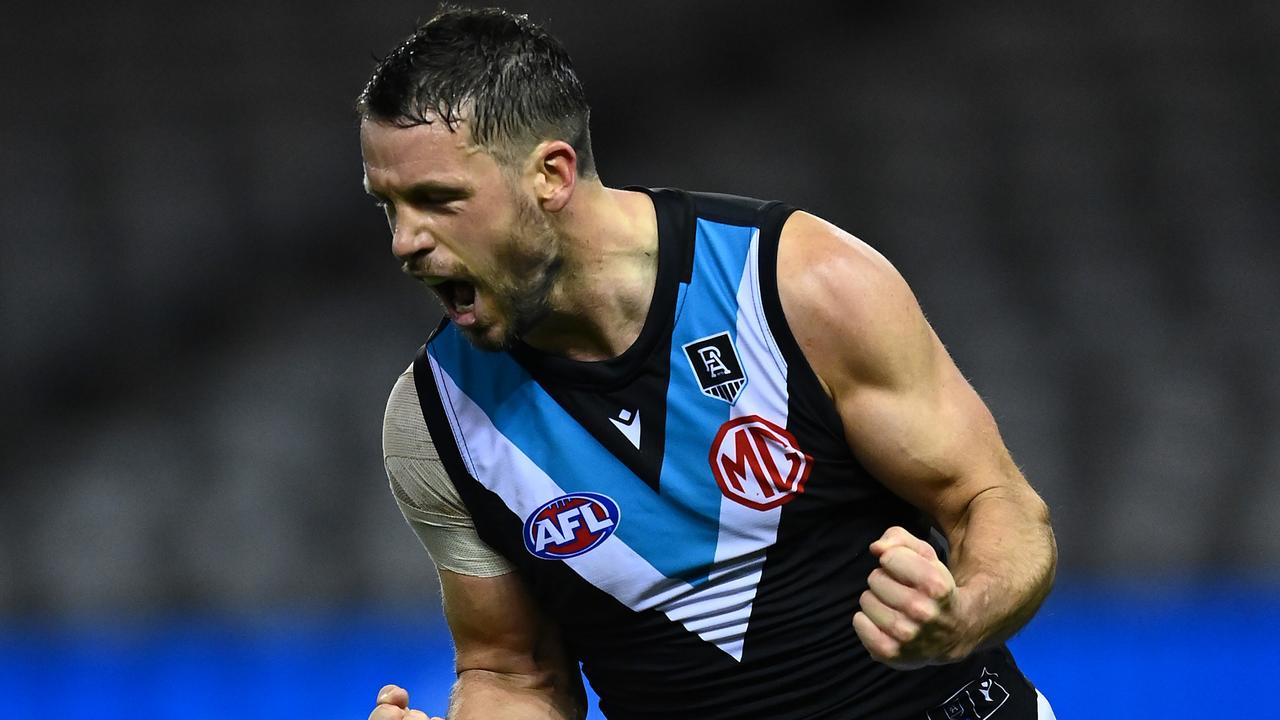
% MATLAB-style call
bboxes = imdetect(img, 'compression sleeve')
[382,364,514,577]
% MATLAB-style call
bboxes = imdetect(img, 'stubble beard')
[462,196,563,353]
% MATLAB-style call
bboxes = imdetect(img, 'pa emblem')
[524,492,621,560]
[682,331,747,404]
[709,415,812,510]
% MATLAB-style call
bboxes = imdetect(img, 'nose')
[391,222,435,263]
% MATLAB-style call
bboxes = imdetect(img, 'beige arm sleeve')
[383,364,514,577]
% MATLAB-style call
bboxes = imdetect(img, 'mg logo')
[523,492,621,560]
[708,415,812,511]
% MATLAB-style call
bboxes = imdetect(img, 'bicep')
[835,325,1019,533]
[777,213,1023,532]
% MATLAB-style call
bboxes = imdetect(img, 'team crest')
[523,492,621,560]
[682,331,747,404]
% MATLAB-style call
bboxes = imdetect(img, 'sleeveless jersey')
[412,188,1041,719]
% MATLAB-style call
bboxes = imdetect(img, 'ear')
[530,140,578,212]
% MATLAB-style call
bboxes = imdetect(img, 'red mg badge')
[709,415,812,510]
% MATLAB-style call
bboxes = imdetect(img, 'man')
[360,7,1057,719]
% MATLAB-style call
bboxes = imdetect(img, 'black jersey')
[412,188,1040,719]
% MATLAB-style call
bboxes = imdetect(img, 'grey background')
[2,0,1277,618]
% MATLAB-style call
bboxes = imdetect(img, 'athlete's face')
[360,118,562,351]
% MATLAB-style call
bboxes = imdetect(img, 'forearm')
[448,668,584,720]
[945,481,1056,657]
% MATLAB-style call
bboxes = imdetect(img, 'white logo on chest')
[609,408,641,449]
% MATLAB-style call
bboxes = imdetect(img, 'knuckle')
[853,610,870,633]
[900,597,927,622]
[913,600,940,623]
[376,684,406,705]
[922,578,950,599]
[876,637,901,659]
[885,544,910,560]
[894,619,920,643]
[880,548,906,571]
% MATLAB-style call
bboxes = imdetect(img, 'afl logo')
[523,493,621,560]
[709,415,813,511]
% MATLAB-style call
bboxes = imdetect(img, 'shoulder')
[776,211,933,397]
[383,363,434,461]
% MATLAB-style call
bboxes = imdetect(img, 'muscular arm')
[440,569,586,719]
[370,570,585,720]
[777,212,1056,666]
[379,368,584,719]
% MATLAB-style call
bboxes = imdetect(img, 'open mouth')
[432,279,478,324]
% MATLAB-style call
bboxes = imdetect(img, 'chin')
[458,322,516,353]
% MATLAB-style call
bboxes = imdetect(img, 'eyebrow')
[363,178,472,203]
[403,180,473,200]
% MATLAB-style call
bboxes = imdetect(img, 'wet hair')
[357,6,596,176]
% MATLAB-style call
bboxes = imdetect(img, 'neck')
[519,182,659,361]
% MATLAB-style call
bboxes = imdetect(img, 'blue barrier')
[1,582,1276,718]
[1007,580,1280,718]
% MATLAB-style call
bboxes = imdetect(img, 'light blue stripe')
[659,218,756,585]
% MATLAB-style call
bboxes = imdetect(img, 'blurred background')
[2,0,1278,717]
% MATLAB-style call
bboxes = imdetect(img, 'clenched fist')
[368,684,442,720]
[853,526,969,670]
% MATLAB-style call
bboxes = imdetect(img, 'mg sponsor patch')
[709,415,812,511]
[523,492,621,560]
[682,331,747,404]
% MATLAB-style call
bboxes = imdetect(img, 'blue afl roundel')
[523,492,621,560]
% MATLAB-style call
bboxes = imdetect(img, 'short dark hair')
[357,6,595,176]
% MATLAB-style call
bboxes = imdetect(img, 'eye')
[425,198,462,214]
[412,195,450,210]
[407,188,467,212]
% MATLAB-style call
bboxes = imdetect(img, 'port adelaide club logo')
[523,492,621,560]
[682,331,747,404]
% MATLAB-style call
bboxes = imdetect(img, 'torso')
[412,188,1038,719]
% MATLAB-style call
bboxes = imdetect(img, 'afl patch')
[523,492,621,560]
